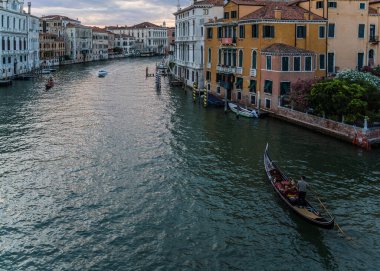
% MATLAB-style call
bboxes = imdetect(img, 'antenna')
[177,0,181,11]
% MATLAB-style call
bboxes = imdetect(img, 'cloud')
[31,0,178,27]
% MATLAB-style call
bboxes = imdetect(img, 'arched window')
[208,48,211,63]
[201,46,203,65]
[218,49,221,65]
[252,50,257,69]
[7,38,10,50]
[238,50,243,67]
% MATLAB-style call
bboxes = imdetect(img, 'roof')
[228,0,267,5]
[106,26,128,30]
[261,43,315,55]
[130,22,161,29]
[41,15,80,22]
[91,27,108,33]
[66,23,91,29]
[240,2,325,21]
[174,0,224,15]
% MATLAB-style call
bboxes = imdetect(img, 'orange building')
[39,33,65,66]
[204,0,327,112]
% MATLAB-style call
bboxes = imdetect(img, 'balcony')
[236,67,243,75]
[220,37,236,46]
[250,68,257,77]
[207,63,211,69]
[216,65,236,74]
[369,36,379,44]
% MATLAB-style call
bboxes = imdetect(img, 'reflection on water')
[0,58,379,270]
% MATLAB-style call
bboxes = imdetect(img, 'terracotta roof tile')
[369,7,378,14]
[241,2,325,21]
[130,22,162,28]
[261,43,315,54]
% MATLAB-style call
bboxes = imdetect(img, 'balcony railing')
[220,37,236,45]
[207,63,211,69]
[236,67,243,75]
[250,68,257,77]
[216,65,236,74]
[369,36,379,44]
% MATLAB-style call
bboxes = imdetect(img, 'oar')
[310,188,350,239]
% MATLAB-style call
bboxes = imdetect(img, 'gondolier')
[297,176,309,206]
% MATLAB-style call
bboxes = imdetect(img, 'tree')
[289,79,318,112]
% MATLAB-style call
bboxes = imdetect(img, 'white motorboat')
[98,70,108,77]
[41,69,51,74]
[228,102,259,118]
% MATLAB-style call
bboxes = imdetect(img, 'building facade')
[173,0,224,89]
[114,34,135,56]
[92,27,109,60]
[39,33,64,66]
[295,0,380,72]
[204,0,327,112]
[0,0,39,79]
[65,23,92,62]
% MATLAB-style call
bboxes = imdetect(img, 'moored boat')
[45,78,54,90]
[263,144,335,229]
[228,102,258,118]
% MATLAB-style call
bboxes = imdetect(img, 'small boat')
[228,102,258,118]
[41,69,51,74]
[263,144,335,229]
[49,68,57,72]
[204,93,224,107]
[98,70,108,77]
[45,78,54,90]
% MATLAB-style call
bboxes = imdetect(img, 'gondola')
[228,102,258,118]
[263,144,335,229]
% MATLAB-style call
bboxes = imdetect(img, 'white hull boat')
[228,102,258,118]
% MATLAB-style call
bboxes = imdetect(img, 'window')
[265,98,271,109]
[251,50,257,69]
[217,27,222,38]
[239,25,245,38]
[264,80,273,94]
[316,1,324,9]
[203,9,209,15]
[250,95,256,105]
[235,77,243,89]
[207,28,213,39]
[208,48,211,63]
[263,25,274,38]
[318,26,325,38]
[294,56,301,71]
[282,57,289,71]
[231,11,237,19]
[266,55,272,70]
[305,56,312,71]
[328,52,335,73]
[280,82,291,96]
[206,71,211,81]
[358,24,365,38]
[249,80,256,93]
[296,26,306,38]
[359,3,365,10]
[319,54,325,70]
[237,91,242,100]
[328,1,337,8]
[224,12,229,19]
[238,50,243,67]
[328,23,335,38]
[252,24,258,38]
[357,53,364,70]
[217,86,221,94]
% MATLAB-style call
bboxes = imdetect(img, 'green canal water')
[0,58,379,270]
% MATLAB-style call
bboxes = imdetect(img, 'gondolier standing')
[297,176,309,206]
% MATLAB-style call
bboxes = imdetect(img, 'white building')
[107,22,168,55]
[114,34,135,56]
[92,27,109,60]
[0,0,39,79]
[173,0,224,88]
[65,23,92,62]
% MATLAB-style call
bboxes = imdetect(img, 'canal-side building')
[173,0,224,89]
[39,33,65,66]
[92,27,109,61]
[0,0,39,79]
[107,31,116,58]
[114,34,135,56]
[65,23,93,62]
[204,0,327,112]
[26,5,40,73]
[294,0,380,72]
[39,15,81,37]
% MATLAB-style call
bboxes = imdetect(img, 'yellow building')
[295,0,380,72]
[204,0,327,112]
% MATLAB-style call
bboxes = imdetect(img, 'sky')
[31,0,187,27]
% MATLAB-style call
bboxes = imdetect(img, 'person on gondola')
[297,176,309,206]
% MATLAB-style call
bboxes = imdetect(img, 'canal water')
[0,58,379,270]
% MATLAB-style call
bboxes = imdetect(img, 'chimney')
[27,2,31,14]
[274,7,281,20]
